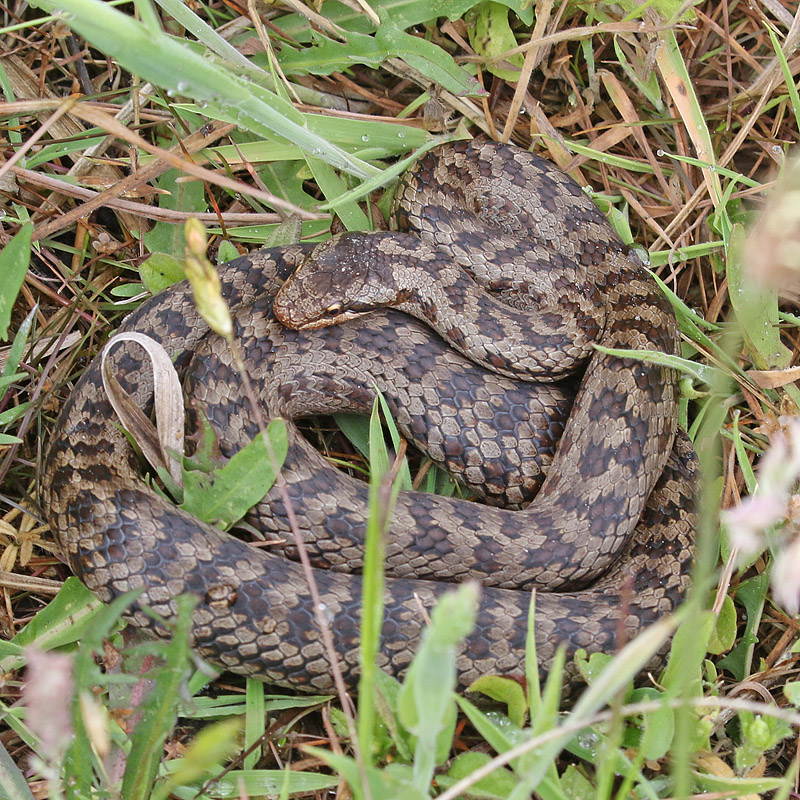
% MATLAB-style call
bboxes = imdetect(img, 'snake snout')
[274,234,407,330]
[273,272,373,330]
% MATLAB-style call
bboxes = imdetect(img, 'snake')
[41,137,697,692]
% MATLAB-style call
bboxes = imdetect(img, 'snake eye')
[325,302,343,317]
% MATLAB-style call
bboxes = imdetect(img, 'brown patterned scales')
[42,139,696,691]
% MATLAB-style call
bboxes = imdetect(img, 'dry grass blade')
[9,165,283,226]
[0,570,62,596]
[68,104,324,220]
[27,119,240,241]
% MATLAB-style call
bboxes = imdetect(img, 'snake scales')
[42,137,697,691]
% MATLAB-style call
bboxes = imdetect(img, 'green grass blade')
[154,0,255,69]
[0,738,35,800]
[397,583,479,792]
[306,157,371,231]
[64,590,145,799]
[766,26,800,135]
[1,306,35,404]
[0,222,32,340]
[357,398,404,763]
[317,134,460,212]
[121,594,197,800]
[162,763,339,798]
[244,679,265,770]
[30,0,378,179]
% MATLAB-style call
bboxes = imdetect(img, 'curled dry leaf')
[100,332,184,486]
[748,365,800,389]
[692,754,761,800]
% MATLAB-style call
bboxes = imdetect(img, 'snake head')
[273,232,405,330]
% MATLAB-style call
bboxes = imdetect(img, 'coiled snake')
[42,138,696,691]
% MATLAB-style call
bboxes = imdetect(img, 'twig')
[10,165,284,228]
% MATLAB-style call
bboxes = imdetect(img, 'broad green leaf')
[574,651,624,692]
[110,282,148,298]
[442,751,517,798]
[0,222,32,340]
[305,746,425,800]
[277,24,483,98]
[716,572,769,680]
[629,687,674,761]
[467,675,527,728]
[456,696,529,757]
[734,711,792,773]
[3,578,101,671]
[261,215,303,247]
[181,419,288,528]
[377,24,484,97]
[784,681,800,706]
[216,240,240,265]
[466,2,524,81]
[142,169,207,259]
[559,765,596,800]
[275,0,534,39]
[140,252,187,294]
[707,593,737,655]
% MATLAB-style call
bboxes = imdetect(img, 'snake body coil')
[42,138,696,691]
